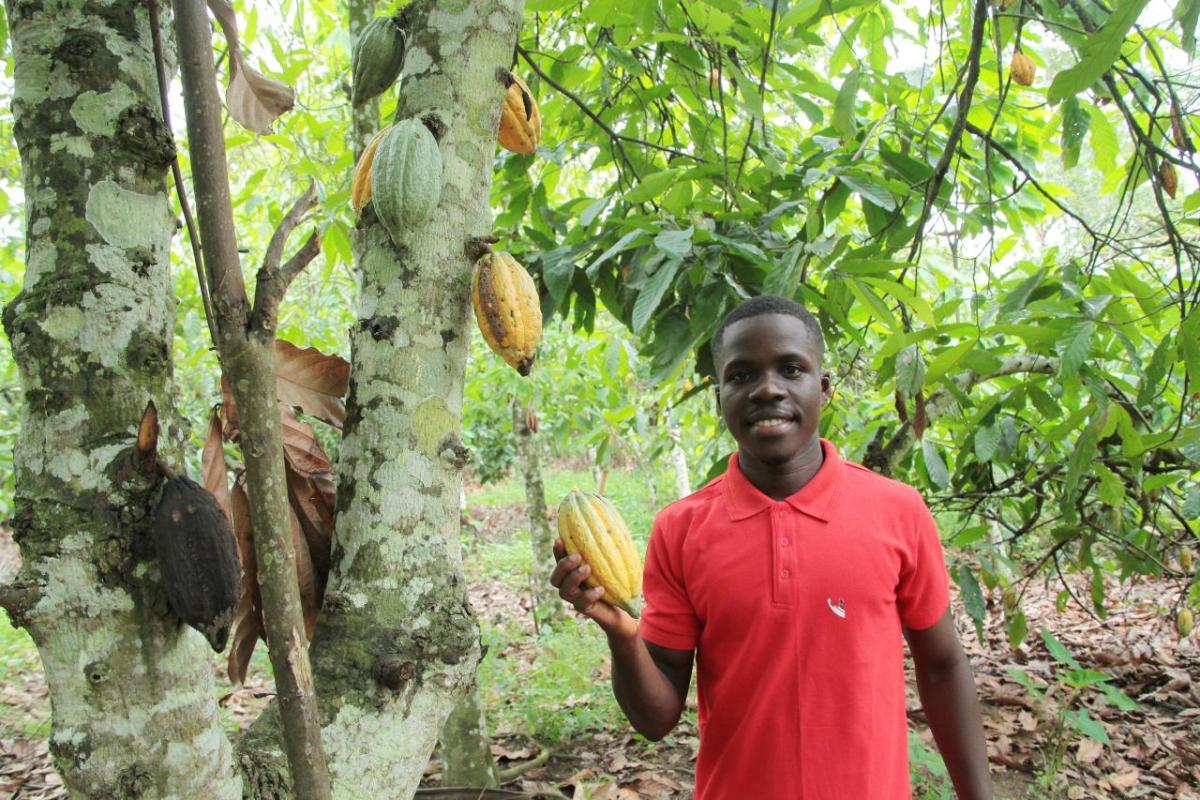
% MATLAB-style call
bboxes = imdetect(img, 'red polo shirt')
[640,439,950,800]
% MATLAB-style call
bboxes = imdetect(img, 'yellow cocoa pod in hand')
[472,251,542,376]
[1010,51,1035,86]
[558,490,644,618]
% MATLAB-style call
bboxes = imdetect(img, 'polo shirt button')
[781,569,790,578]
[780,537,789,546]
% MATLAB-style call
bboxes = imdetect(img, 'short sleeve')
[639,514,701,651]
[896,491,951,630]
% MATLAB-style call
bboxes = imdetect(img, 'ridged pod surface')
[471,251,542,375]
[1010,51,1035,86]
[1160,161,1179,199]
[153,475,241,652]
[351,126,390,215]
[498,73,541,154]
[351,16,406,107]
[557,490,643,618]
[371,118,443,244]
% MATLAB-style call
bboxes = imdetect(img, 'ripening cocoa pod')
[153,475,240,652]
[1181,547,1195,574]
[371,118,443,243]
[558,490,643,618]
[471,250,542,376]
[352,16,406,108]
[351,126,390,215]
[497,73,541,154]
[1177,608,1194,638]
[1010,51,1035,87]
[1171,102,1193,153]
[1159,161,1178,199]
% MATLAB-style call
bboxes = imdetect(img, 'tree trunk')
[512,400,563,630]
[668,420,690,499]
[439,682,499,788]
[0,0,239,795]
[277,1,525,796]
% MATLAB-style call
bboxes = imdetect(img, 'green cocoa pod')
[352,16,405,108]
[371,117,443,243]
[153,475,240,652]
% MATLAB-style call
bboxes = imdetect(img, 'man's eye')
[782,364,804,377]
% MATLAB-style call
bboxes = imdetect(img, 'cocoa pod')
[498,73,541,154]
[1171,102,1193,153]
[1010,51,1035,87]
[1159,161,1178,199]
[352,16,406,108]
[351,125,390,215]
[471,251,542,376]
[153,475,241,652]
[371,117,443,243]
[1177,608,1194,638]
[557,490,643,618]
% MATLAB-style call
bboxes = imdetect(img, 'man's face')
[716,313,832,468]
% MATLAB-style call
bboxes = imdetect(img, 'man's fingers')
[549,552,582,587]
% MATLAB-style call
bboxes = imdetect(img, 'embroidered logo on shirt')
[827,597,846,619]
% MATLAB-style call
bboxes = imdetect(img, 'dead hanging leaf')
[205,0,294,135]
[288,502,321,640]
[275,340,350,428]
[281,406,334,611]
[281,406,335,476]
[912,391,929,440]
[227,476,262,686]
[202,406,230,511]
[226,50,295,135]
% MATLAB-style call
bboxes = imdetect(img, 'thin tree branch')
[907,0,990,263]
[251,185,321,333]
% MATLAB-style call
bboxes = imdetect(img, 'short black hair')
[711,295,825,372]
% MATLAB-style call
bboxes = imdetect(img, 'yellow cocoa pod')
[1181,548,1194,574]
[1003,587,1019,611]
[1010,51,1035,86]
[351,126,390,215]
[1177,608,1194,638]
[1160,161,1178,199]
[498,73,541,155]
[557,490,643,618]
[471,251,542,376]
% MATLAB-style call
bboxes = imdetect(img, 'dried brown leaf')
[202,406,230,512]
[281,407,334,477]
[226,49,295,135]
[227,476,261,685]
[275,339,350,428]
[288,502,320,639]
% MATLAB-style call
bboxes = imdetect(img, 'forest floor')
[2,471,1199,799]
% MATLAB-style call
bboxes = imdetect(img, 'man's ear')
[821,372,833,404]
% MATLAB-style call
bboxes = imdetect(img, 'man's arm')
[904,608,993,800]
[551,541,694,740]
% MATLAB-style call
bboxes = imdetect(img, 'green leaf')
[925,339,976,385]
[623,169,683,205]
[862,277,936,328]
[956,564,987,641]
[895,344,926,397]
[1006,608,1027,649]
[1062,407,1102,508]
[1039,628,1081,668]
[654,226,693,260]
[541,246,577,305]
[586,229,646,277]
[1177,0,1200,55]
[632,259,681,334]
[1090,109,1120,173]
[781,0,822,28]
[922,439,949,489]
[998,268,1046,316]
[838,173,896,211]
[731,68,764,119]
[1064,709,1110,744]
[975,425,1000,462]
[833,67,860,141]
[1055,320,1094,378]
[1047,0,1152,103]
[848,279,898,331]
[1061,96,1090,169]
[1181,307,1200,388]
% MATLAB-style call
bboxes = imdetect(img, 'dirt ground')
[2,507,1199,799]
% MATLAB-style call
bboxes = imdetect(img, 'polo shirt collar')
[722,438,844,522]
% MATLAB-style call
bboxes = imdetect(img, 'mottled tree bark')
[0,0,239,796]
[512,399,563,630]
[285,1,525,796]
[440,682,499,788]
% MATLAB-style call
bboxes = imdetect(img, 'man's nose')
[749,372,786,400]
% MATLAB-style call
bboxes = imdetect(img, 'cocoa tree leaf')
[227,476,261,686]
[226,50,295,135]
[202,406,230,512]
[275,339,350,428]
[288,503,320,640]
[280,407,335,476]
[1047,0,1152,103]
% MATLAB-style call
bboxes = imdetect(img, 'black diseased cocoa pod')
[153,475,240,652]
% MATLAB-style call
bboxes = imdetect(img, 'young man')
[551,295,993,799]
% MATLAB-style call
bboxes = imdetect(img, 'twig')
[251,183,321,332]
[147,0,219,346]
[907,0,989,264]
[731,0,779,194]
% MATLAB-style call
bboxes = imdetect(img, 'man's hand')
[550,539,638,641]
